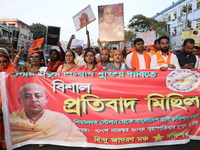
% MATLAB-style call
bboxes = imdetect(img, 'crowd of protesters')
[1,34,200,75]
[0,31,200,77]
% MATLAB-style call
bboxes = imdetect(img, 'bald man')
[99,6,123,41]
[10,83,87,145]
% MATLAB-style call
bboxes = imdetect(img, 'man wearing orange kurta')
[10,83,87,145]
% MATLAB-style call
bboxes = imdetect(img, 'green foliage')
[128,14,168,37]
[124,30,135,42]
[30,23,46,40]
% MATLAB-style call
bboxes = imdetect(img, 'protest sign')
[11,30,19,49]
[46,26,60,45]
[98,3,124,42]
[181,29,200,46]
[52,44,66,52]
[70,39,84,49]
[136,31,156,46]
[73,5,96,31]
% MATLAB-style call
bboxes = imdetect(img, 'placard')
[136,31,156,46]
[73,5,96,31]
[11,30,19,49]
[98,3,124,42]
[46,26,60,45]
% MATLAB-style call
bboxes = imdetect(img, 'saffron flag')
[29,38,44,53]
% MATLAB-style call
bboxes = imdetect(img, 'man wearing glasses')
[176,38,199,70]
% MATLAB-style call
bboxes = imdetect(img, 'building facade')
[152,0,200,50]
[0,18,33,51]
[0,23,13,42]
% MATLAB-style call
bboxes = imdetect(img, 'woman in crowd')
[47,49,63,72]
[57,50,79,72]
[105,49,130,71]
[98,50,110,69]
[26,53,48,73]
[0,47,18,150]
[0,48,18,72]
[12,46,30,72]
[78,50,104,72]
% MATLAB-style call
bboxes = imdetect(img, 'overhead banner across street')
[1,70,200,150]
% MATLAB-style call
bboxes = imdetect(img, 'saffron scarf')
[0,60,18,73]
[155,51,172,66]
[131,51,151,69]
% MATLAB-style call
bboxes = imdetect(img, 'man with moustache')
[150,36,180,70]
[176,38,199,70]
[125,38,151,70]
[9,83,86,145]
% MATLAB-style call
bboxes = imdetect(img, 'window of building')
[196,19,200,29]
[172,27,177,35]
[163,17,165,22]
[179,25,184,33]
[168,14,171,21]
[9,23,15,28]
[180,8,184,16]
[197,0,200,9]
[172,12,177,20]
[165,16,168,21]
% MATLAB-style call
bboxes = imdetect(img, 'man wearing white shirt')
[150,36,180,70]
[126,38,151,70]
[75,45,85,66]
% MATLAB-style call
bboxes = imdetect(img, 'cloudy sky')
[1,0,176,45]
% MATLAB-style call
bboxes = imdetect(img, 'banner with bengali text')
[1,69,200,150]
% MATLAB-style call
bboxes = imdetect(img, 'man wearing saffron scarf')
[10,83,87,145]
[149,39,160,56]
[125,38,151,70]
[150,36,180,70]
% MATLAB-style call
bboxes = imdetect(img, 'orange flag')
[29,38,44,53]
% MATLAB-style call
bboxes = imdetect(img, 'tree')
[128,14,168,37]
[30,23,46,40]
[124,29,135,42]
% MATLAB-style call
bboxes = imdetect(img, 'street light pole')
[183,4,192,28]
[185,5,188,28]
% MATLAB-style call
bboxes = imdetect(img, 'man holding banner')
[150,36,180,70]
[9,83,87,145]
[125,38,151,70]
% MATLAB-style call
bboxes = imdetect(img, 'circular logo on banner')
[166,70,199,92]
